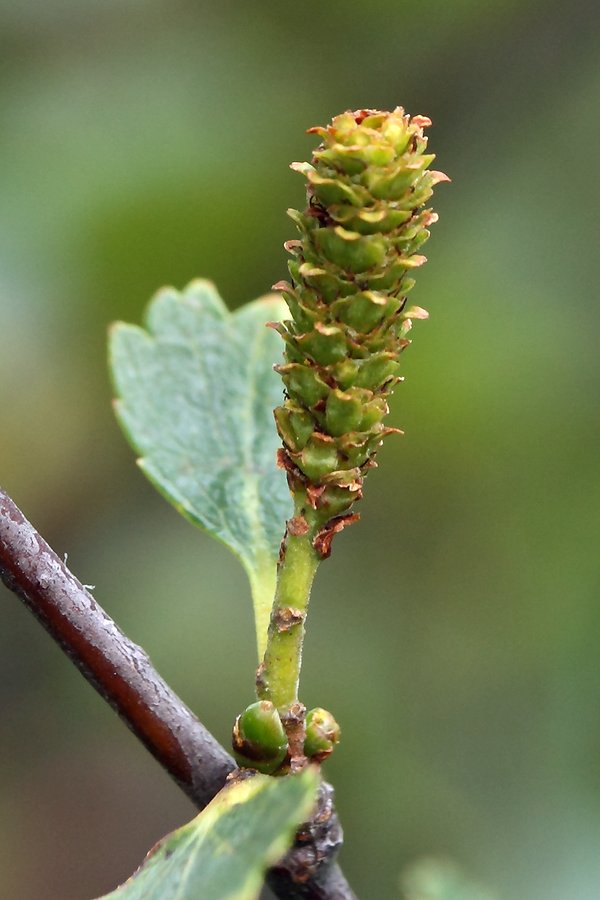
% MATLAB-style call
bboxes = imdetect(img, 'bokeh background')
[1,1,599,898]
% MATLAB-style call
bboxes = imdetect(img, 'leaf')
[400,858,499,900]
[110,280,292,655]
[99,768,318,900]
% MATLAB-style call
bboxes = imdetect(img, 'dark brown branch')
[0,488,356,900]
[0,487,234,805]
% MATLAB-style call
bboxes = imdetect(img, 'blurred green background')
[1,1,599,898]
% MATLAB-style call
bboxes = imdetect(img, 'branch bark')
[0,488,356,900]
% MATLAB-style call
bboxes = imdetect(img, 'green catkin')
[273,108,449,555]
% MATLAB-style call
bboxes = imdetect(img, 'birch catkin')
[273,108,449,554]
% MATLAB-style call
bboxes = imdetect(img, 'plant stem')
[257,500,321,717]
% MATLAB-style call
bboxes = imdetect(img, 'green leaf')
[400,859,499,900]
[99,768,318,900]
[110,280,292,656]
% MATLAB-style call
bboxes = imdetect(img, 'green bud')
[304,707,341,762]
[232,701,288,774]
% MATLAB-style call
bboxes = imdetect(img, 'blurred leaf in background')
[401,858,497,900]
[1,1,599,898]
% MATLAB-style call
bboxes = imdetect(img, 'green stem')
[257,499,321,714]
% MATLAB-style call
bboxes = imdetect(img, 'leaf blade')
[110,280,292,653]
[99,769,318,900]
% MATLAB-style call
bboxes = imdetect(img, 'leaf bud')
[232,701,288,774]
[304,707,341,763]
